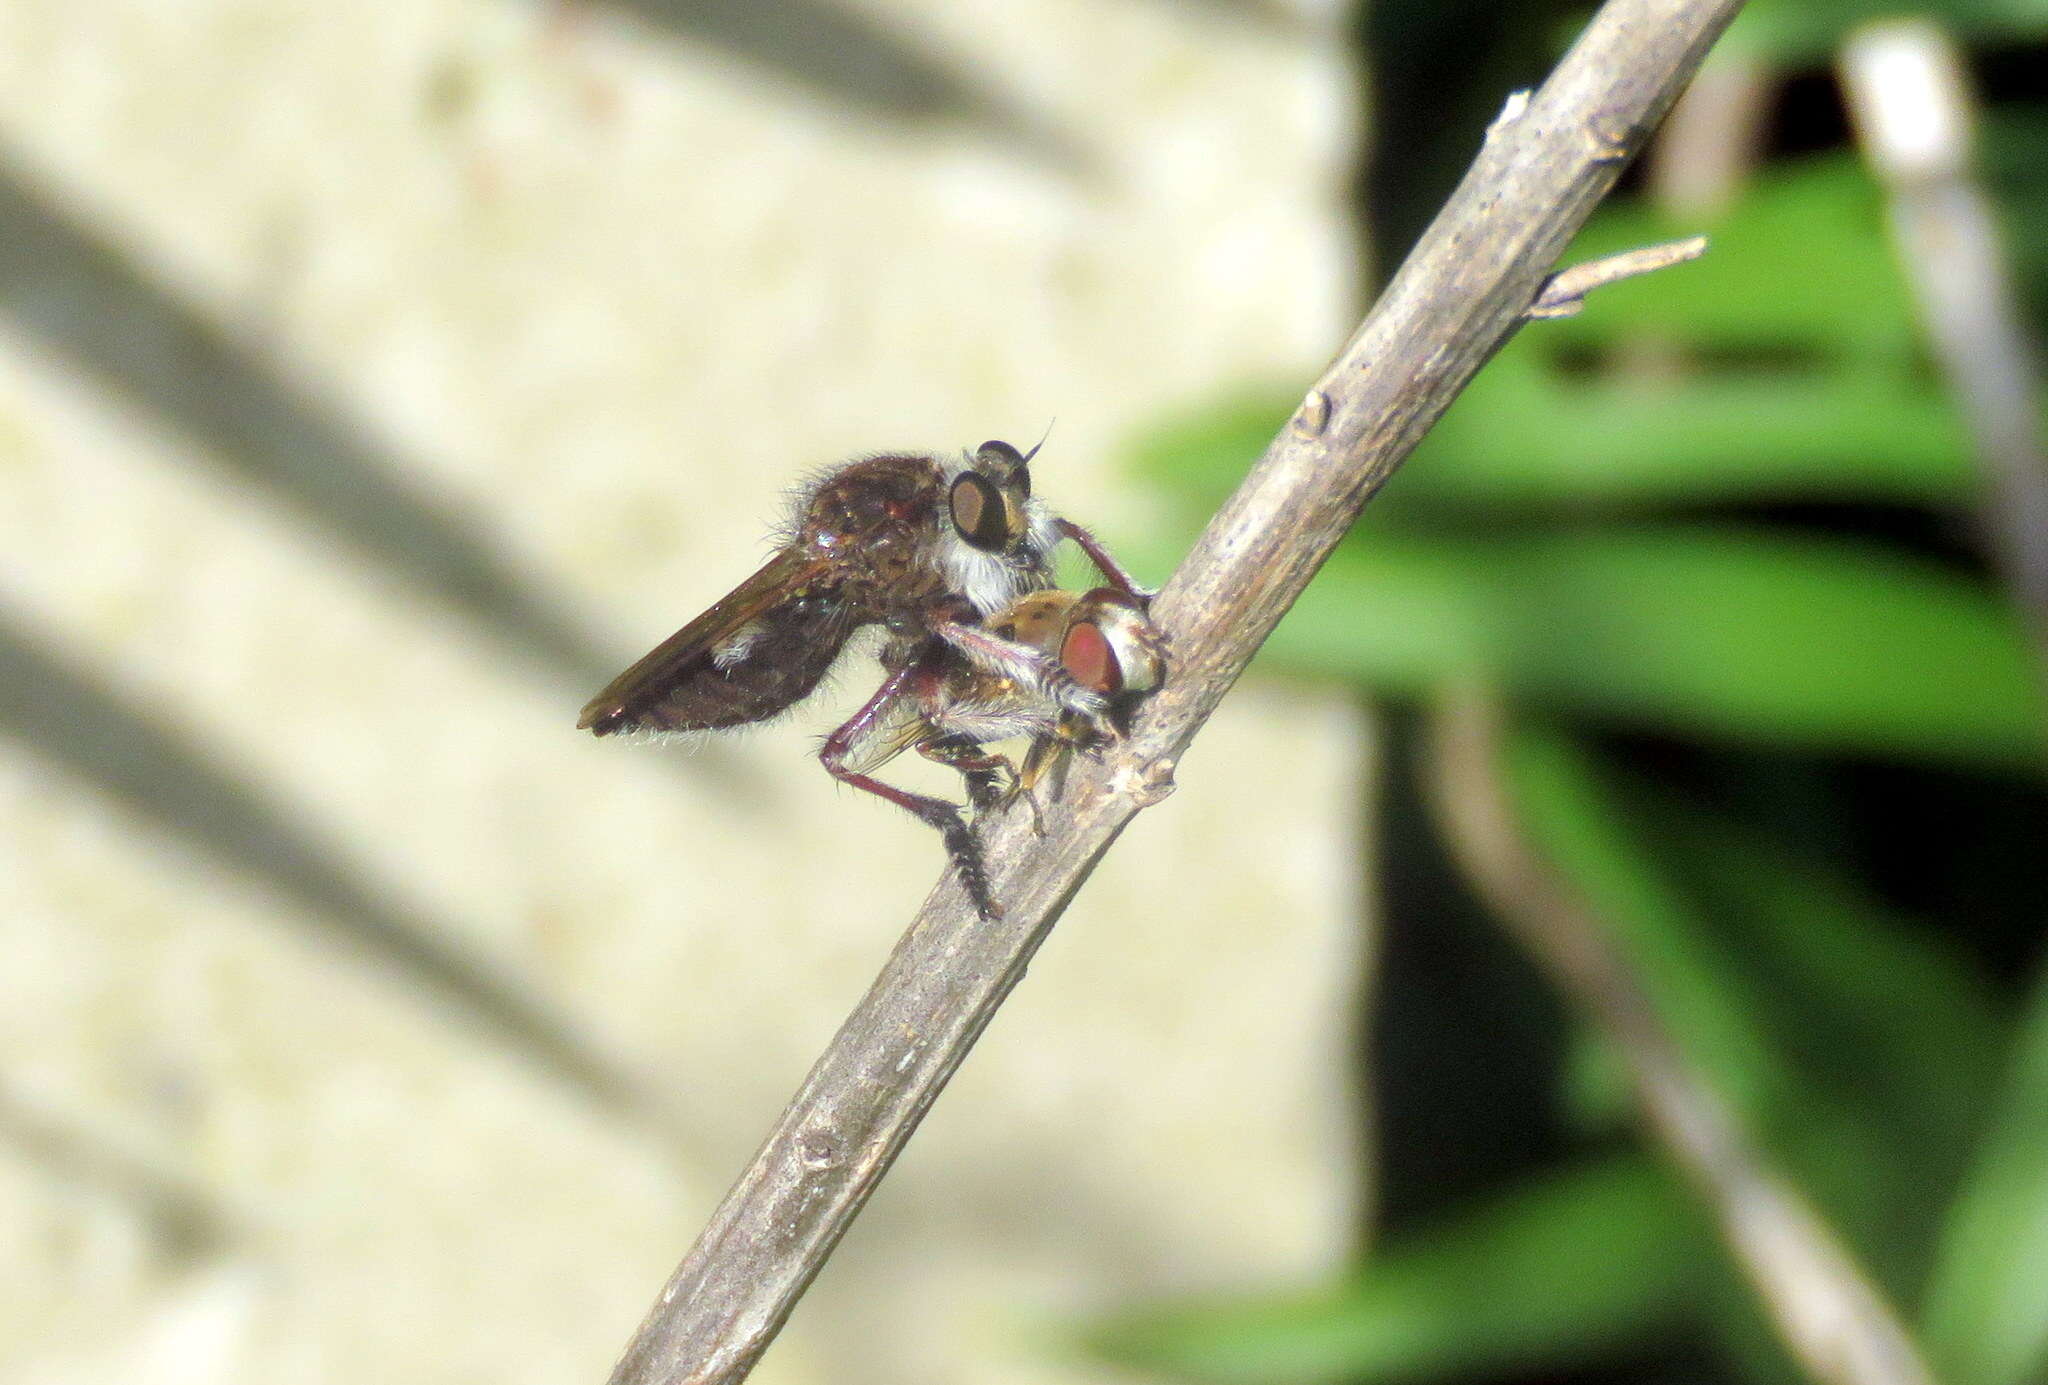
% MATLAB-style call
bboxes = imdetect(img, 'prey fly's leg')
[1055,518,1152,602]
[1012,734,1071,834]
[820,658,1002,919]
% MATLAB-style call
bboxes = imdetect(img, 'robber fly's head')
[946,439,1043,552]
[939,438,1059,613]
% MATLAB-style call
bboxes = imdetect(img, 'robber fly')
[578,439,1156,915]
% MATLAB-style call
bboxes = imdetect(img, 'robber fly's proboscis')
[579,440,1164,917]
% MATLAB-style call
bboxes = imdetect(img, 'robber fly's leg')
[820,661,1001,919]
[1055,518,1152,602]
[917,737,1015,815]
[929,618,1106,718]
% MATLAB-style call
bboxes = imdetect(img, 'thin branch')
[1840,21,2048,692]
[604,3,1745,1381]
[1421,689,1938,1385]
[1527,235,1709,318]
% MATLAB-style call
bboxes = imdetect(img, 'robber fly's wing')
[578,548,856,736]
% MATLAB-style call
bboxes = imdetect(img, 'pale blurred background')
[0,2,1367,1383]
[11,4,2048,1385]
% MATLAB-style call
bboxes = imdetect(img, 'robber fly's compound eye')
[949,472,1024,551]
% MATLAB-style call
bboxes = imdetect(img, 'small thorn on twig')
[1526,235,1709,318]
[1488,89,1533,137]
[1113,757,1178,808]
[1292,389,1332,439]
[1586,108,1637,162]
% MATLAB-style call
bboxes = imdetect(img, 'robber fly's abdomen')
[603,598,852,734]
[577,547,859,736]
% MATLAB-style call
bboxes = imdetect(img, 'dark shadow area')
[1604,729,2048,992]
[0,149,770,797]
[0,154,611,694]
[1368,708,1576,1233]
[585,0,1089,174]
[0,1075,240,1262]
[1358,0,1581,271]
[0,609,670,1133]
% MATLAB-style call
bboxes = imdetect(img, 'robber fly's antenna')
[967,421,1055,472]
[1021,418,1056,466]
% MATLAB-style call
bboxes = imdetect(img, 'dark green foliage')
[1086,1157,1705,1384]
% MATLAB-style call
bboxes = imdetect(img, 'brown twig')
[603,2,1744,1380]
[1422,689,1938,1385]
[1840,21,2048,693]
[1527,235,1709,318]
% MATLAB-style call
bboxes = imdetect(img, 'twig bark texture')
[604,3,1746,1381]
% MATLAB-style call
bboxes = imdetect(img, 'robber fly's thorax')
[793,455,949,617]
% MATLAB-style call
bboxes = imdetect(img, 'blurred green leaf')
[1131,160,1997,514]
[1504,723,1875,1142]
[1552,802,2002,1174]
[1540,745,1998,1286]
[1558,1021,1636,1136]
[1646,803,2003,1170]
[1501,724,2005,1297]
[1130,356,1973,517]
[1117,526,2044,769]
[1921,960,2048,1385]
[1556,158,1916,358]
[1405,350,1970,510]
[1984,110,2048,321]
[1086,1156,1701,1384]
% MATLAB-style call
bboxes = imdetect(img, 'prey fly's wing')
[578,547,857,736]
[836,697,935,777]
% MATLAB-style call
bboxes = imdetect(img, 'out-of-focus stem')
[1649,47,1773,218]
[1424,689,1939,1385]
[1841,22,2048,694]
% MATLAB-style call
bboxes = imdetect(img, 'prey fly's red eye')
[1059,619,1121,695]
